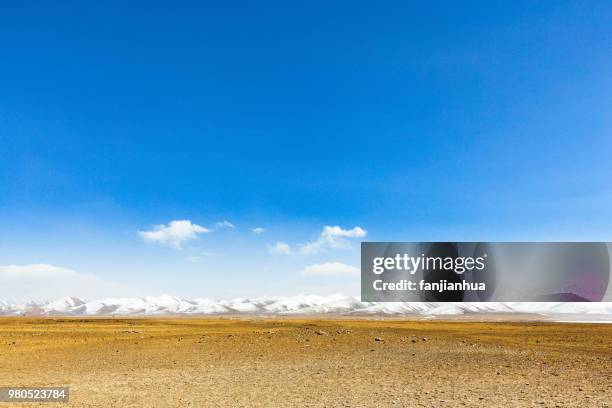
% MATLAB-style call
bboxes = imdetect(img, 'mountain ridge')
[1,294,611,320]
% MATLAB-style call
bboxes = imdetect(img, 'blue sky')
[1,1,611,300]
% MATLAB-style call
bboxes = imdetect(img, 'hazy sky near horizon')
[1,1,612,300]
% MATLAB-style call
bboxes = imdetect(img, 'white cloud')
[215,220,235,229]
[185,251,216,263]
[302,262,360,276]
[0,264,133,302]
[139,220,210,249]
[269,225,367,256]
[252,227,265,234]
[300,226,367,254]
[267,241,292,255]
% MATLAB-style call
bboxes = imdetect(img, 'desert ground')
[0,317,610,407]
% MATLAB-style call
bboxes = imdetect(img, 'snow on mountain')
[42,296,86,314]
[0,294,610,321]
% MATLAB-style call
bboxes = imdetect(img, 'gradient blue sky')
[1,1,611,300]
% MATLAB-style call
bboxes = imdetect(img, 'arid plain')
[0,317,610,407]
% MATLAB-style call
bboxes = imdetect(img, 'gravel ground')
[0,317,610,407]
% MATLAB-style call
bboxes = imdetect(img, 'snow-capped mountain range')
[0,294,610,321]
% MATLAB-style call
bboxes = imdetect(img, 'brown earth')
[0,317,610,407]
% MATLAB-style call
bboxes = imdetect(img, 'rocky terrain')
[0,318,610,407]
